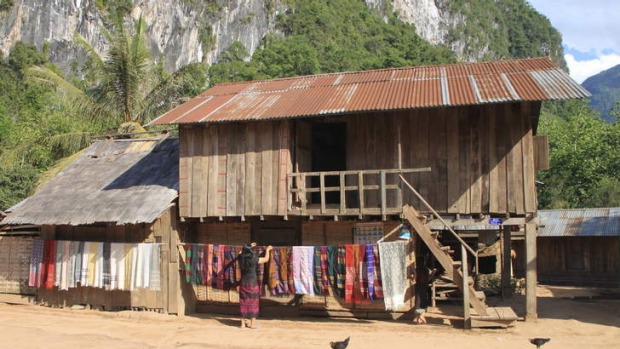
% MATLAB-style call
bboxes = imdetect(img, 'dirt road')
[0,286,618,349]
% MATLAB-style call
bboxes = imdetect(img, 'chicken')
[330,336,350,349]
[530,338,550,348]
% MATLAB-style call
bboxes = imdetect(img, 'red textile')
[344,244,355,303]
[43,240,56,289]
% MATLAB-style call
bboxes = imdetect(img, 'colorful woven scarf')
[373,244,383,298]
[336,246,346,298]
[267,248,279,292]
[216,245,225,289]
[43,240,56,289]
[313,247,323,295]
[344,244,354,303]
[366,244,376,300]
[196,244,204,285]
[359,244,369,300]
[287,247,296,294]
[320,246,329,295]
[205,244,213,286]
[185,244,192,283]
[279,247,290,294]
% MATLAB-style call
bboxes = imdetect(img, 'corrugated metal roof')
[2,138,179,226]
[538,208,620,237]
[149,57,590,125]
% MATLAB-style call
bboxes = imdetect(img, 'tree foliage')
[537,100,620,208]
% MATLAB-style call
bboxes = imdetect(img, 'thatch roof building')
[3,137,179,226]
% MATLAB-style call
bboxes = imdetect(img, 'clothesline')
[178,241,409,311]
[29,239,162,292]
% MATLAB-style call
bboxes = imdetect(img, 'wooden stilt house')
[148,57,589,327]
[1,136,190,314]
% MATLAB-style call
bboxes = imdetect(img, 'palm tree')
[2,15,207,165]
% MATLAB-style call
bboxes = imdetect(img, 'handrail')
[399,174,477,257]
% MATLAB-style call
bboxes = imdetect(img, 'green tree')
[538,100,620,208]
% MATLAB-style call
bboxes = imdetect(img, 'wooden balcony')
[287,167,430,218]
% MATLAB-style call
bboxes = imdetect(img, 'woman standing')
[238,242,272,329]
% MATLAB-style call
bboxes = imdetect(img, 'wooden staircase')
[403,205,518,328]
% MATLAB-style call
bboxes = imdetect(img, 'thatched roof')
[3,137,179,226]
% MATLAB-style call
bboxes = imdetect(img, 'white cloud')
[565,53,620,83]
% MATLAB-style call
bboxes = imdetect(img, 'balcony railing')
[287,167,431,218]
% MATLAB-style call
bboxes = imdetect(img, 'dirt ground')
[1,285,618,349]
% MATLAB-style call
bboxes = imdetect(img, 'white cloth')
[110,243,124,290]
[378,241,408,311]
[149,244,161,291]
[130,244,139,291]
[292,246,315,296]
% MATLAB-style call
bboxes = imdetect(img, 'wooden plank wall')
[0,236,33,295]
[537,237,620,286]
[180,120,292,218]
[346,102,539,215]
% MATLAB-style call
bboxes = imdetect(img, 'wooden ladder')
[402,204,488,316]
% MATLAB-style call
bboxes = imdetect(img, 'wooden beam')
[525,222,537,321]
[501,226,512,299]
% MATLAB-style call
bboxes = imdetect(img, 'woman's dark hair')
[239,245,256,273]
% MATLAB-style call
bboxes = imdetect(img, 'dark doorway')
[311,122,347,204]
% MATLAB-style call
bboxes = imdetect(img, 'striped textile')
[320,246,329,295]
[336,246,346,298]
[313,247,323,295]
[366,244,376,300]
[373,244,383,298]
[28,238,45,288]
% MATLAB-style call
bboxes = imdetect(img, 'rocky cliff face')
[0,0,514,72]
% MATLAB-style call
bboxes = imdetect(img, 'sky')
[528,0,620,83]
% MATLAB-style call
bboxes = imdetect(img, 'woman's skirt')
[239,279,260,318]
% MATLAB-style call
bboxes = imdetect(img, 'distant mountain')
[582,64,620,122]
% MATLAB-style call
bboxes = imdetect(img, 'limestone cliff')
[0,0,562,71]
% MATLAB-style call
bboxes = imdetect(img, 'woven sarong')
[378,241,407,311]
[278,247,290,295]
[216,245,225,289]
[239,278,260,318]
[286,247,295,294]
[123,244,133,290]
[185,244,192,283]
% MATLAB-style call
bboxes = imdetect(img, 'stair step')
[475,290,486,302]
[470,307,518,328]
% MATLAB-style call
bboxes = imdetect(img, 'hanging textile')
[205,244,213,287]
[216,245,225,289]
[28,238,45,288]
[366,244,376,300]
[378,241,407,311]
[267,248,280,292]
[54,239,63,288]
[320,246,329,295]
[286,247,296,294]
[43,240,56,289]
[196,244,204,286]
[354,222,384,244]
[357,244,368,302]
[336,246,346,298]
[66,241,79,289]
[149,243,161,291]
[292,246,314,296]
[102,242,111,290]
[344,244,354,303]
[123,243,133,290]
[184,243,193,283]
[110,243,123,290]
[373,244,383,298]
[313,247,323,295]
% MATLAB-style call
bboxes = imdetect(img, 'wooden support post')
[320,173,326,214]
[301,174,307,215]
[380,170,387,220]
[340,172,346,214]
[462,244,471,329]
[358,172,364,215]
[525,222,538,321]
[501,226,512,299]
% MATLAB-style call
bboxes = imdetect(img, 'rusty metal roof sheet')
[538,208,620,237]
[149,57,590,125]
